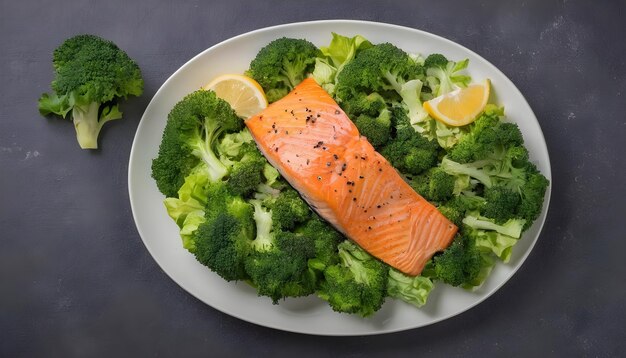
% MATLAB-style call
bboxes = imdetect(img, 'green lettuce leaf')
[387,269,434,307]
[313,33,372,94]
[163,166,211,251]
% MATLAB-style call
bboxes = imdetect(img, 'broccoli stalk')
[189,117,231,181]
[250,200,275,251]
[38,34,143,149]
[462,212,525,239]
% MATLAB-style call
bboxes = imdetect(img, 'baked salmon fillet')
[245,78,457,275]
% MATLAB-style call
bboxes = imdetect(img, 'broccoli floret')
[336,43,430,143]
[355,108,392,148]
[424,53,471,97]
[437,194,486,227]
[151,90,243,197]
[448,111,523,164]
[247,37,320,103]
[517,167,550,229]
[300,216,343,271]
[38,34,143,149]
[265,188,311,231]
[440,111,549,232]
[340,92,387,118]
[431,234,482,287]
[226,143,267,197]
[441,143,530,190]
[317,241,388,317]
[482,185,521,223]
[193,182,255,281]
[411,167,455,202]
[244,200,318,303]
[245,230,318,302]
[380,131,439,175]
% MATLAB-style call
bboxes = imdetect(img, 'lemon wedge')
[204,74,267,118]
[424,79,490,127]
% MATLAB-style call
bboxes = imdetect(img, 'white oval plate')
[128,20,551,335]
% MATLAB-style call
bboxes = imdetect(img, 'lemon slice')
[424,79,491,127]
[204,74,267,118]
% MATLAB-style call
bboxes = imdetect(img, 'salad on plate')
[150,33,549,317]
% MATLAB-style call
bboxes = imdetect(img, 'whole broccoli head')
[38,34,143,149]
[247,37,320,102]
[317,241,388,317]
[151,90,243,197]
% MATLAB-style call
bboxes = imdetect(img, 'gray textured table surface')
[2,0,625,356]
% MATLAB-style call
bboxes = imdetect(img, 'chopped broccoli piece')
[247,37,320,102]
[424,53,471,97]
[517,166,550,229]
[226,143,267,197]
[151,90,243,197]
[244,200,318,303]
[380,130,440,175]
[193,182,255,281]
[462,212,525,238]
[335,43,430,145]
[312,33,373,94]
[355,108,392,148]
[437,194,486,227]
[300,216,343,272]
[265,188,311,231]
[411,167,456,202]
[482,185,521,223]
[38,34,143,149]
[431,234,482,287]
[317,241,388,317]
[448,110,523,164]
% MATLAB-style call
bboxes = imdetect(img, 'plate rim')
[128,19,552,336]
